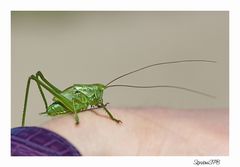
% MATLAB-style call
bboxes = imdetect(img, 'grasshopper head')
[95,84,106,91]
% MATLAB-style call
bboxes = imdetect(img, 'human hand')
[41,108,228,156]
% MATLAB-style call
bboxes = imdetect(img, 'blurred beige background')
[11,11,228,127]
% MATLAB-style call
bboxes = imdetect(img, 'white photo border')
[0,0,239,167]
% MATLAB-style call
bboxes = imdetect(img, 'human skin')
[41,108,228,156]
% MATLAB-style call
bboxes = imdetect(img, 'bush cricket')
[21,59,216,126]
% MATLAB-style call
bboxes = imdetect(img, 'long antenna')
[105,60,216,86]
[106,84,215,98]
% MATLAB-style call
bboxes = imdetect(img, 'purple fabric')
[11,127,81,156]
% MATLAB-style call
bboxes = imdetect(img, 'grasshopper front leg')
[71,101,111,125]
[100,103,122,124]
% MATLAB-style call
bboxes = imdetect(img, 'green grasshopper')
[21,60,216,126]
